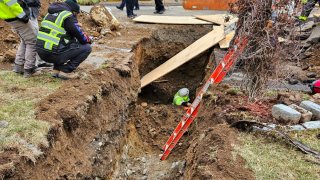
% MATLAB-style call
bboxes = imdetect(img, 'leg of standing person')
[126,0,136,18]
[8,20,38,77]
[117,0,126,10]
[134,0,139,10]
[154,0,165,14]
[301,0,317,18]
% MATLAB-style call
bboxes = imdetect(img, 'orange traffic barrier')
[183,0,237,11]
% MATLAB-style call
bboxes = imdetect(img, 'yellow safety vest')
[173,93,190,106]
[0,0,26,20]
[37,10,72,51]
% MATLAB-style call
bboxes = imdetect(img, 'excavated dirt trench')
[6,26,254,179]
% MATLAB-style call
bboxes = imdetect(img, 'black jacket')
[47,2,87,44]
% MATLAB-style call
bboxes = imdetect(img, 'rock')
[90,5,120,30]
[300,101,320,120]
[126,169,133,176]
[306,26,320,43]
[100,28,111,36]
[141,102,148,107]
[141,176,148,180]
[306,72,317,78]
[142,169,147,175]
[289,104,312,123]
[114,64,131,77]
[272,104,301,123]
[288,78,299,85]
[0,120,9,128]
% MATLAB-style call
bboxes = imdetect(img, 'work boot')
[12,64,24,74]
[23,68,36,78]
[51,69,60,78]
[116,6,123,11]
[57,71,78,80]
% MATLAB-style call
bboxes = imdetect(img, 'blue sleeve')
[63,16,88,44]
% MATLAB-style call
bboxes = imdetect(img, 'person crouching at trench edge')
[36,0,93,80]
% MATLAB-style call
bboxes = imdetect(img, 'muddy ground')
[0,2,319,180]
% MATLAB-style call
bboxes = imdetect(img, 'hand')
[19,14,29,23]
[84,34,93,44]
[187,103,192,107]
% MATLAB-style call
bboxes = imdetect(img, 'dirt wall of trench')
[4,25,255,179]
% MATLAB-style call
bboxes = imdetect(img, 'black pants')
[120,0,139,9]
[126,0,135,16]
[37,42,92,73]
[301,0,319,17]
[155,0,165,11]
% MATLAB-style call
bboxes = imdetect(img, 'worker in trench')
[298,0,319,21]
[36,0,93,80]
[173,88,192,110]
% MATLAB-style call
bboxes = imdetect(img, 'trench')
[111,26,213,179]
[7,25,255,179]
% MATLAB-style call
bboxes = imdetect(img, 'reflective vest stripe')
[38,32,60,45]
[16,11,26,18]
[38,10,72,50]
[41,21,66,34]
[55,11,72,27]
[6,0,17,6]
[173,93,190,106]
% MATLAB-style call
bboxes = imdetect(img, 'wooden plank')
[140,26,225,88]
[194,14,236,25]
[133,15,212,25]
[219,31,235,49]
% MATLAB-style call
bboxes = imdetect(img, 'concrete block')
[272,104,301,124]
[289,104,312,123]
[306,26,320,44]
[299,101,320,120]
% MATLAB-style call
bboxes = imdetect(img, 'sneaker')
[134,7,139,10]
[12,64,24,74]
[128,14,137,19]
[23,68,36,78]
[158,9,165,14]
[52,69,60,78]
[116,6,123,11]
[57,71,78,80]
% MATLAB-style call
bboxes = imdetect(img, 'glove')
[84,34,93,44]
[18,14,29,23]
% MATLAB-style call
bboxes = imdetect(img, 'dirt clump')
[185,124,254,179]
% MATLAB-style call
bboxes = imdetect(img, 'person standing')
[154,0,165,14]
[25,0,52,68]
[116,0,139,10]
[125,0,137,18]
[0,0,38,77]
[298,0,320,21]
[36,0,92,79]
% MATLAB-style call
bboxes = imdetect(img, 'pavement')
[81,5,226,18]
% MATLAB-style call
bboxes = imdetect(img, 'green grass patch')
[0,71,61,153]
[236,131,320,180]
[78,0,101,5]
